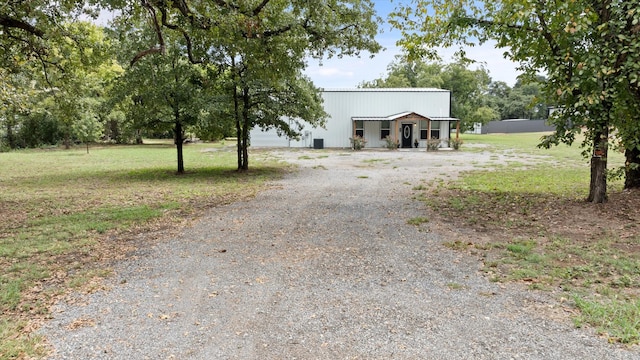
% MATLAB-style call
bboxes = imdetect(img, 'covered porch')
[351,112,460,149]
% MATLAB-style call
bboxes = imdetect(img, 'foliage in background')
[361,58,550,124]
[361,58,500,130]
[390,0,640,203]
[1,21,121,151]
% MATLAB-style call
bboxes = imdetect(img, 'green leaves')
[391,0,640,198]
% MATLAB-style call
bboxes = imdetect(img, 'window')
[430,121,440,139]
[420,120,428,139]
[380,120,390,139]
[355,120,364,137]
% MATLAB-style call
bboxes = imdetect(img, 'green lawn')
[0,141,285,359]
[428,132,640,344]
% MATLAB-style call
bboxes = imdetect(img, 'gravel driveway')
[42,149,638,359]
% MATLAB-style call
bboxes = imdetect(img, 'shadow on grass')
[117,165,285,181]
[14,165,287,189]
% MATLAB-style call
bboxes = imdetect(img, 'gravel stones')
[41,149,638,359]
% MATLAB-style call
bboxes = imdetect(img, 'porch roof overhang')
[429,116,460,122]
[352,112,459,122]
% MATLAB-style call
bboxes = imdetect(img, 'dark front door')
[401,123,413,148]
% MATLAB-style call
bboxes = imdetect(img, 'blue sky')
[304,1,520,89]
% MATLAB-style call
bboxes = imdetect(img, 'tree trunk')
[5,117,15,149]
[241,86,250,171]
[625,146,640,189]
[233,84,243,171]
[175,121,184,174]
[588,155,608,203]
[587,126,609,203]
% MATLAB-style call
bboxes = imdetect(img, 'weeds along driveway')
[42,149,637,359]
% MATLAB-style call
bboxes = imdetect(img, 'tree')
[360,58,444,88]
[361,58,498,129]
[119,0,382,171]
[441,61,497,129]
[72,98,103,153]
[0,70,32,149]
[391,0,640,203]
[2,21,115,150]
[113,23,219,174]
[491,78,548,120]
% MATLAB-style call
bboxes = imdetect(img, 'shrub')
[449,138,464,150]
[350,135,367,150]
[426,139,440,151]
[384,136,399,150]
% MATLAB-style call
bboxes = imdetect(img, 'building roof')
[322,88,449,93]
[429,117,460,122]
[352,112,459,122]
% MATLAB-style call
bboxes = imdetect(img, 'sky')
[304,1,521,89]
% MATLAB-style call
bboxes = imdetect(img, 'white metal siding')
[363,121,383,148]
[249,88,451,148]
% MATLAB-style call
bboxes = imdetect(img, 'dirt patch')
[431,188,640,246]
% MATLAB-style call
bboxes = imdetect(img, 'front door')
[401,123,413,148]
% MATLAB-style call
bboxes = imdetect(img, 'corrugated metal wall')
[250,88,451,148]
[481,119,555,134]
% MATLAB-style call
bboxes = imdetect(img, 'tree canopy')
[116,0,382,170]
[361,58,507,129]
[391,0,640,203]
[2,0,382,173]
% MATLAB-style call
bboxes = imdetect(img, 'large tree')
[489,78,548,120]
[1,20,115,150]
[391,0,640,203]
[118,0,381,171]
[113,23,218,174]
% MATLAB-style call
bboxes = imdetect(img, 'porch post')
[353,120,356,138]
[395,120,400,145]
[427,120,432,140]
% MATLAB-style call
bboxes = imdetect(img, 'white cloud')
[305,45,400,89]
[437,41,520,86]
[305,39,521,89]
[309,67,355,78]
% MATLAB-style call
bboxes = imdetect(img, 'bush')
[449,138,464,150]
[426,139,440,151]
[350,135,367,150]
[384,136,399,150]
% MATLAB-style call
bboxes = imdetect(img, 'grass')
[362,158,384,163]
[407,217,429,226]
[424,132,640,344]
[574,297,640,344]
[0,141,284,359]
[446,282,466,290]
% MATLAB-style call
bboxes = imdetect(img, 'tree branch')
[130,47,163,65]
[158,6,203,64]
[0,15,45,37]
[252,0,271,17]
[130,0,166,66]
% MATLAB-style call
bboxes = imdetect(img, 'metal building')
[250,88,458,149]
